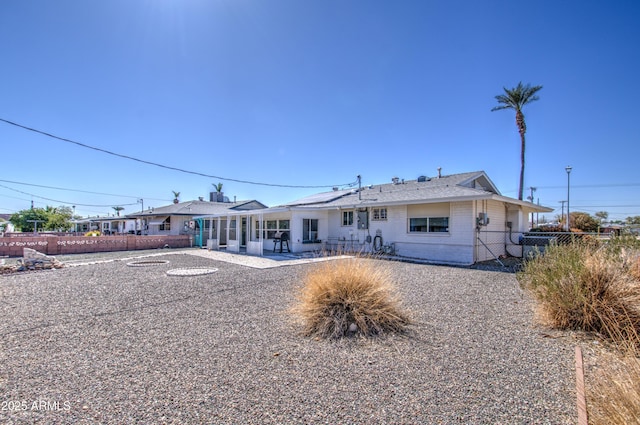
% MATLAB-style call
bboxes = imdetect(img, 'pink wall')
[0,235,192,257]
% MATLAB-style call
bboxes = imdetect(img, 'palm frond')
[491,82,542,112]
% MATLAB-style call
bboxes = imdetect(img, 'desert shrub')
[292,257,410,339]
[588,328,640,425]
[519,241,640,348]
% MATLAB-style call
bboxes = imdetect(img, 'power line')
[0,118,358,189]
[0,184,139,208]
[0,178,166,201]
[537,183,640,189]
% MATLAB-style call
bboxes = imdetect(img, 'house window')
[255,219,290,240]
[342,211,354,226]
[160,217,171,231]
[409,217,449,233]
[372,208,387,221]
[302,218,319,242]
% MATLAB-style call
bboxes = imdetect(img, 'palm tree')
[172,191,180,204]
[492,82,543,200]
[112,206,124,216]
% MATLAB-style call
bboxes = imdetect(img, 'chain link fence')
[475,230,611,263]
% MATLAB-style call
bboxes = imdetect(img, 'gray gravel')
[0,252,575,424]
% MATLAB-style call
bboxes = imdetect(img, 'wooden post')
[575,346,588,425]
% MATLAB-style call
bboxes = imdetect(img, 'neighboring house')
[70,217,139,234]
[128,198,267,246]
[599,223,625,236]
[196,171,552,265]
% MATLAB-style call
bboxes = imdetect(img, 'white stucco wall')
[289,210,329,252]
[324,202,477,265]
[248,198,525,264]
[474,200,509,262]
[395,202,476,264]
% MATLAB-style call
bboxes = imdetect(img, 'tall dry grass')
[588,327,640,425]
[518,236,640,424]
[292,257,410,339]
[518,241,640,348]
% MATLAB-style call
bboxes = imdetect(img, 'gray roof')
[282,171,502,208]
[127,199,267,218]
[188,171,553,219]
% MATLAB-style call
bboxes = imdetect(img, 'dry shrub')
[588,330,640,425]
[519,242,640,348]
[292,257,410,339]
[628,252,640,281]
[520,237,640,424]
[581,253,640,345]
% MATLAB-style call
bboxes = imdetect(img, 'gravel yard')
[1,251,575,424]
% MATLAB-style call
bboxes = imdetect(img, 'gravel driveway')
[1,251,575,424]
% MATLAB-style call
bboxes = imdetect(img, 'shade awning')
[147,217,169,226]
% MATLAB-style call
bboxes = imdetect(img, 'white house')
[195,171,552,265]
[70,216,139,234]
[128,198,267,246]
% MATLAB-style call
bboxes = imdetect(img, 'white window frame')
[372,208,387,221]
[302,218,319,242]
[342,210,354,226]
[256,219,290,239]
[408,216,449,233]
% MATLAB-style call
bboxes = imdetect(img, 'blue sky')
[1,0,639,222]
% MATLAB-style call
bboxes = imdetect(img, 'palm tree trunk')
[518,131,525,201]
[516,110,526,201]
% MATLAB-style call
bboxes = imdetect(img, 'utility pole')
[566,166,572,231]
[559,200,566,228]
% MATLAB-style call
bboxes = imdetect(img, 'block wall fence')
[0,235,192,257]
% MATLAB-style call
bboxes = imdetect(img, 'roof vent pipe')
[437,167,442,178]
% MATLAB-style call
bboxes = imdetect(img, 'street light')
[565,166,572,231]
